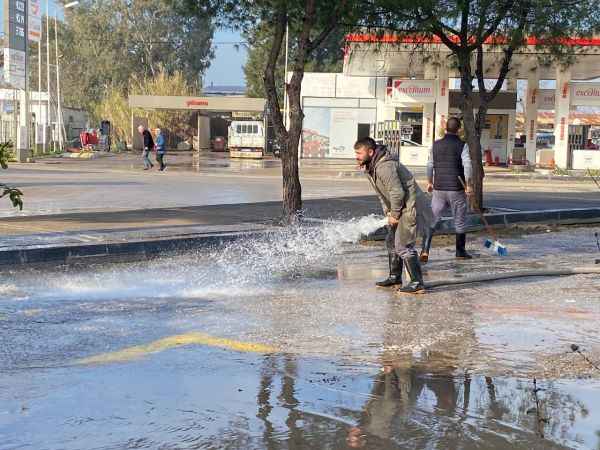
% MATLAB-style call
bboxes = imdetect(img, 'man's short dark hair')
[354,137,377,150]
[446,117,461,134]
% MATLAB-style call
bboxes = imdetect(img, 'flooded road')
[1,223,600,449]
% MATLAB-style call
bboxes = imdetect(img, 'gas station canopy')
[343,35,600,80]
[128,95,266,113]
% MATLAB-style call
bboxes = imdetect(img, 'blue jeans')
[142,149,153,169]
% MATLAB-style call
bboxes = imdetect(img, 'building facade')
[297,35,600,170]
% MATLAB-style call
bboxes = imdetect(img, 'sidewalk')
[19,151,600,183]
[2,195,600,267]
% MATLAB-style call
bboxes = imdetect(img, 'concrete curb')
[2,208,600,267]
[335,169,600,183]
[0,229,274,268]
[366,207,600,240]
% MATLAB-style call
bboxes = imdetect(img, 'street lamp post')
[283,22,289,130]
[53,13,62,151]
[45,0,51,152]
[54,1,78,152]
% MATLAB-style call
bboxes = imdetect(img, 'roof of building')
[343,34,600,80]
[202,85,247,96]
[516,111,600,129]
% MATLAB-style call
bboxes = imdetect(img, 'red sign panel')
[186,99,209,107]
[529,120,535,140]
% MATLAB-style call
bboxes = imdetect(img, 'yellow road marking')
[77,332,277,365]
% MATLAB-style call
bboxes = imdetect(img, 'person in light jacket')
[155,128,166,171]
[354,137,426,295]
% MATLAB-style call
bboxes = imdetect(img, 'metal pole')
[13,89,18,150]
[54,13,63,152]
[38,35,42,153]
[283,22,289,130]
[45,0,51,152]
[23,0,30,162]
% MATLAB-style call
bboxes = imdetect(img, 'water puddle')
[1,352,599,449]
[1,221,600,449]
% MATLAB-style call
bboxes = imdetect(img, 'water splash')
[0,215,386,302]
[191,214,387,288]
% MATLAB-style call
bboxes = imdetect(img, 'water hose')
[425,266,600,289]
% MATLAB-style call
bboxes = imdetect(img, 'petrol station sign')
[28,0,42,42]
[386,79,436,104]
[570,83,600,106]
[536,89,556,110]
[3,0,28,89]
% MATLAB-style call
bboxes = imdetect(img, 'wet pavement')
[3,152,600,217]
[2,223,600,449]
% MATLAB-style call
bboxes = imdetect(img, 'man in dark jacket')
[138,125,154,170]
[421,117,473,261]
[354,137,425,294]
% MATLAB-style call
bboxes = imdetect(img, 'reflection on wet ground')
[192,157,282,172]
[1,226,600,449]
[2,352,599,449]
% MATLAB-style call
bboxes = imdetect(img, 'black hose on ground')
[425,266,600,289]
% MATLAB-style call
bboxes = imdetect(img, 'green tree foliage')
[371,0,600,210]
[176,0,363,222]
[94,69,199,143]
[29,0,214,113]
[243,23,345,98]
[0,142,23,210]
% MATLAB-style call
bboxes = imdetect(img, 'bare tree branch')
[263,7,287,140]
[307,0,349,52]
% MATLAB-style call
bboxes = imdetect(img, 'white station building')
[298,34,600,170]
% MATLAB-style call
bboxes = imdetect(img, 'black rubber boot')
[420,228,434,264]
[376,254,403,287]
[397,255,426,295]
[455,233,473,259]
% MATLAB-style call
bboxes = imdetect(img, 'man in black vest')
[421,117,473,261]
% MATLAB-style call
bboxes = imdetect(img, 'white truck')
[228,120,265,159]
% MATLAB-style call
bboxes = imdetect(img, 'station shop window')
[357,123,371,140]
[395,109,423,144]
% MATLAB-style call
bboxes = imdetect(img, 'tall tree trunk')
[262,0,338,224]
[282,71,303,222]
[263,10,302,224]
[462,102,485,211]
[457,52,485,212]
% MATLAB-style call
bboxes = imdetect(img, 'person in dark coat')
[354,137,425,294]
[138,125,154,170]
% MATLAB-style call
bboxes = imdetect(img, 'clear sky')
[2,6,248,88]
[203,28,248,87]
[0,0,63,29]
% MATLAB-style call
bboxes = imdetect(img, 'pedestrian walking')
[138,125,154,170]
[354,137,426,294]
[155,128,166,171]
[421,117,473,262]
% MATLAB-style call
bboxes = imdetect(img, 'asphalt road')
[2,227,600,449]
[2,158,599,217]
